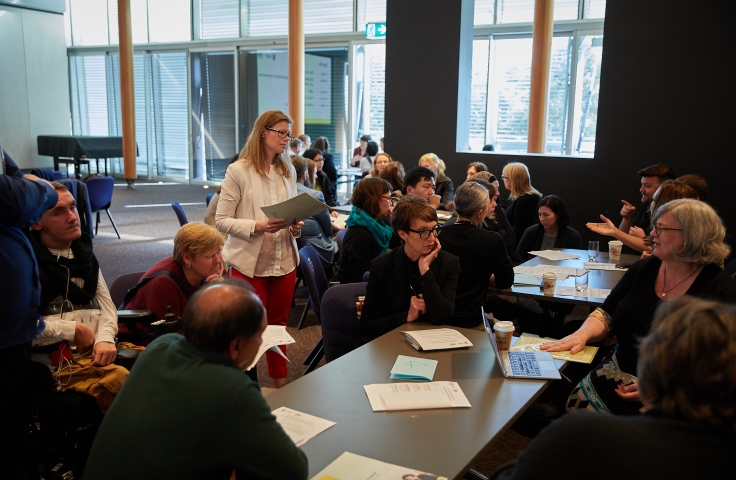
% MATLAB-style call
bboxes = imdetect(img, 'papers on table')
[514,273,540,286]
[246,325,295,371]
[584,262,617,270]
[510,333,598,364]
[331,213,348,229]
[364,382,471,412]
[401,329,473,351]
[556,286,612,299]
[311,452,449,480]
[389,355,438,382]
[272,407,335,447]
[513,265,578,280]
[436,212,451,221]
[260,192,329,224]
[528,250,580,261]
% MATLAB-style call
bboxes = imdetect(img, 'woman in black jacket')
[302,148,337,207]
[313,136,337,191]
[516,195,582,261]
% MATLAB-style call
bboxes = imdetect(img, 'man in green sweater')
[85,280,308,480]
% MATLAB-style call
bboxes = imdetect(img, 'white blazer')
[216,159,299,278]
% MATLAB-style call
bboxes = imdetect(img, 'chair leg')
[106,209,121,239]
[302,340,324,376]
[303,338,323,366]
[95,211,100,235]
[296,302,310,330]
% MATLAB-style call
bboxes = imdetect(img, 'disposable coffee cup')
[493,321,515,350]
[541,272,557,296]
[609,240,623,260]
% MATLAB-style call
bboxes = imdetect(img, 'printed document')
[272,407,335,447]
[331,214,348,229]
[510,333,598,364]
[401,329,472,351]
[514,265,578,280]
[247,325,295,371]
[584,262,617,270]
[260,192,329,224]
[389,355,438,381]
[363,381,471,412]
[311,452,448,480]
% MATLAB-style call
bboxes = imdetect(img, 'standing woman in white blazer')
[216,110,303,388]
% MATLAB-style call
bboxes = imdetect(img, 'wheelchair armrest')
[117,310,156,332]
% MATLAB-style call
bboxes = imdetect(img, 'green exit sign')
[365,22,386,39]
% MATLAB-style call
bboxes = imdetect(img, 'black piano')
[37,135,137,178]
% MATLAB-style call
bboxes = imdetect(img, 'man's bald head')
[183,279,265,353]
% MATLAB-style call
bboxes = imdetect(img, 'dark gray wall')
[384,0,736,252]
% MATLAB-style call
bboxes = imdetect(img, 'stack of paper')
[260,192,329,224]
[401,329,472,351]
[389,355,438,381]
[556,286,612,299]
[272,407,335,447]
[510,333,598,364]
[364,381,471,411]
[311,452,448,480]
[584,262,617,270]
[247,325,295,371]
[528,250,580,260]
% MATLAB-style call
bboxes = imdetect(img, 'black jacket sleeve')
[493,204,517,250]
[418,252,461,325]
[516,225,541,261]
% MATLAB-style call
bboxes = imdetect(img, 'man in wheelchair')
[28,181,129,413]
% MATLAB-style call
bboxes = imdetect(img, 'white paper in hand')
[260,192,328,224]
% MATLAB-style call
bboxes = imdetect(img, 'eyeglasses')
[407,225,441,240]
[265,127,295,140]
[381,195,393,206]
[652,224,684,235]
[500,175,509,180]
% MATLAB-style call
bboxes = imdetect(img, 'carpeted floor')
[91,181,566,478]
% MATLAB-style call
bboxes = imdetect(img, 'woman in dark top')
[418,153,454,210]
[313,136,337,190]
[517,195,582,261]
[358,195,460,345]
[491,296,736,480]
[502,162,541,243]
[542,199,736,414]
[441,183,514,329]
[468,174,518,259]
[302,148,337,207]
[336,177,394,284]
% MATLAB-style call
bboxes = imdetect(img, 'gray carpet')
[91,182,541,478]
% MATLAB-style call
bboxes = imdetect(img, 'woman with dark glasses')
[357,195,460,346]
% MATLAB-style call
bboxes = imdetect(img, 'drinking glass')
[588,241,599,261]
[575,269,589,292]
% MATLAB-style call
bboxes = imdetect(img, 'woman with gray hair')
[440,182,515,329]
[542,198,736,414]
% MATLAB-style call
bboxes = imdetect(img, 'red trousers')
[232,268,296,379]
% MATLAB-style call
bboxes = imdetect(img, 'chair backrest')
[206,193,214,206]
[298,246,329,319]
[85,176,115,212]
[320,282,366,362]
[362,271,370,282]
[336,228,347,252]
[109,271,146,309]
[171,202,189,226]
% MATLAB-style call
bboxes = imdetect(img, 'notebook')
[482,310,561,380]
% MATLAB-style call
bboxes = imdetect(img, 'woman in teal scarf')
[336,177,394,283]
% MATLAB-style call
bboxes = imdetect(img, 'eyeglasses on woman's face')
[407,224,441,240]
[265,126,295,140]
[652,224,684,236]
[381,195,393,206]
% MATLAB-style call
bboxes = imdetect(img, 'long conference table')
[489,248,642,307]
[265,323,565,479]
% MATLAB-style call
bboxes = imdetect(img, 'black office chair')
[206,193,214,206]
[320,282,366,363]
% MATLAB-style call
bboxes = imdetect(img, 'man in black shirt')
[618,163,675,253]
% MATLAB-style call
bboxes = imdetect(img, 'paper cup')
[541,272,557,296]
[609,240,623,260]
[493,321,515,350]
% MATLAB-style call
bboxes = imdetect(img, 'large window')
[352,43,385,160]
